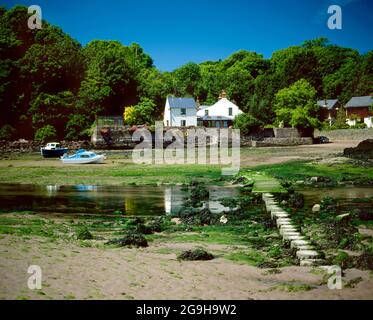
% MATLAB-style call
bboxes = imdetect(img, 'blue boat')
[41,143,69,158]
[60,149,106,164]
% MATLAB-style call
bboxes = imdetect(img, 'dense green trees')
[123,98,156,126]
[274,79,321,129]
[0,5,372,140]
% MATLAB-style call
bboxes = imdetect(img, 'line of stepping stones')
[262,193,324,267]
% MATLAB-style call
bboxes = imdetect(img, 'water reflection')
[164,186,234,215]
[301,187,373,204]
[0,184,238,216]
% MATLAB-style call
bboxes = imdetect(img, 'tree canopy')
[0,5,372,140]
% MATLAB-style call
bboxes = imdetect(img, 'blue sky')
[3,0,373,71]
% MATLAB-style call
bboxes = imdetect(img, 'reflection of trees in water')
[0,184,241,216]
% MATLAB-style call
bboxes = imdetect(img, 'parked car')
[313,136,330,144]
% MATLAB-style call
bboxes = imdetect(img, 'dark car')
[314,136,330,144]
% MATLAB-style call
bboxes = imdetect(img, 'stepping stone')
[280,227,298,235]
[279,224,297,230]
[265,200,277,204]
[300,259,324,267]
[263,193,274,198]
[291,240,310,249]
[267,205,282,212]
[296,250,319,260]
[296,245,315,251]
[270,208,286,214]
[283,235,306,242]
[278,222,294,229]
[281,230,300,236]
[276,219,292,227]
[272,213,289,219]
[282,233,303,241]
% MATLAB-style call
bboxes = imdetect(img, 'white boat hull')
[61,155,105,164]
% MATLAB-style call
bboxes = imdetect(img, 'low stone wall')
[91,125,276,148]
[315,129,373,141]
[273,128,300,138]
[252,137,313,147]
[0,140,92,153]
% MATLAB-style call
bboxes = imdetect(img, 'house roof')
[345,96,373,108]
[167,97,196,109]
[317,99,339,110]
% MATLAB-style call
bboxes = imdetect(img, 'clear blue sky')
[3,0,373,71]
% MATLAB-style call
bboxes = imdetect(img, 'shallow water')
[300,187,373,205]
[0,184,238,216]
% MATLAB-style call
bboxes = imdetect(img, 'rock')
[296,250,319,260]
[310,177,319,183]
[344,139,373,159]
[220,215,228,224]
[300,259,324,267]
[171,218,182,225]
[177,249,214,261]
[336,213,351,221]
[312,204,321,213]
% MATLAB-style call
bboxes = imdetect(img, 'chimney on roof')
[196,97,200,110]
[219,90,227,100]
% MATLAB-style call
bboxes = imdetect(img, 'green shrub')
[233,113,262,135]
[35,125,57,142]
[0,124,16,140]
[76,226,93,240]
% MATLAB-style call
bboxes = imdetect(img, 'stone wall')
[91,125,315,149]
[252,137,313,147]
[0,140,92,153]
[251,128,313,148]
[273,128,300,138]
[315,129,373,141]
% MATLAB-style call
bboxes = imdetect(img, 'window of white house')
[229,108,233,116]
[180,108,186,115]
[181,120,186,126]
[205,110,209,116]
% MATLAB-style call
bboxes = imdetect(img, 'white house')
[196,91,243,127]
[163,97,197,127]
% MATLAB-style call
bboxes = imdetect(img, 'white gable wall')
[163,99,171,126]
[196,98,243,120]
[170,108,197,127]
[163,99,197,127]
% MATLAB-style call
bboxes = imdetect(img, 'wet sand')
[1,235,372,300]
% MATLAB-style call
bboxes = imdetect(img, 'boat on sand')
[60,149,105,164]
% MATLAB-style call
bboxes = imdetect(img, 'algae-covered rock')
[177,249,214,261]
[107,231,148,248]
[76,226,93,240]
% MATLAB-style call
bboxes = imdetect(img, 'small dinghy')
[60,149,106,164]
[41,142,68,158]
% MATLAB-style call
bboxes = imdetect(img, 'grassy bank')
[0,162,223,186]
[251,160,373,184]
